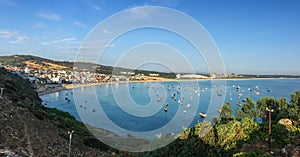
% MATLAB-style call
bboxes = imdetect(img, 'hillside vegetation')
[0,68,113,156]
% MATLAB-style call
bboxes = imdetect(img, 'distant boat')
[164,107,168,112]
[237,102,242,106]
[199,112,207,118]
[178,100,183,105]
[186,104,191,108]
[238,93,243,98]
[157,97,162,102]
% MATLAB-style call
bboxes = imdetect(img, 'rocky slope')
[0,68,111,156]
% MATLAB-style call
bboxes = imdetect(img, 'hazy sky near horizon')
[0,0,299,75]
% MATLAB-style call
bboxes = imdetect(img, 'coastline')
[37,77,300,96]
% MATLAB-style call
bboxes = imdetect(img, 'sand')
[37,77,299,96]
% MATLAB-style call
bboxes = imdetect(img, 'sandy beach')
[37,77,300,96]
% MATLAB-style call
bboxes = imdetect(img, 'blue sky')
[0,0,299,75]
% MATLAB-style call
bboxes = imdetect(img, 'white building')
[178,74,209,79]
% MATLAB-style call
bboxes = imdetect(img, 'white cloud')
[74,21,87,29]
[40,37,77,45]
[0,29,28,43]
[86,0,101,11]
[36,11,60,21]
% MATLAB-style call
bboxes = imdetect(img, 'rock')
[284,145,300,157]
[278,118,293,126]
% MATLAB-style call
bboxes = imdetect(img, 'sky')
[0,0,300,75]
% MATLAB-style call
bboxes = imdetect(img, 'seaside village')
[2,65,238,91]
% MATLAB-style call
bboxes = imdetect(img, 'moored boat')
[199,112,207,118]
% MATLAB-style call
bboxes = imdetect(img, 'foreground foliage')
[137,90,300,156]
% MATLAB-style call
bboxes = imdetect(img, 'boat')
[199,112,207,118]
[165,102,169,107]
[238,93,243,98]
[164,107,168,112]
[237,102,242,107]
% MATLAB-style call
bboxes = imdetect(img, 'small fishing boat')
[164,107,168,112]
[238,93,243,98]
[199,112,207,118]
[186,104,191,108]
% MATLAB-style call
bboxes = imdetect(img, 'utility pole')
[68,130,74,157]
[266,107,274,154]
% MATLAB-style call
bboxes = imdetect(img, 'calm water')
[41,79,300,138]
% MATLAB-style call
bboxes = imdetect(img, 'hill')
[0,68,112,156]
[0,55,75,71]
[0,55,176,78]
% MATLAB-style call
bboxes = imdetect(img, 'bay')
[40,79,300,138]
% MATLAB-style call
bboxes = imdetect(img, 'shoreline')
[37,77,300,96]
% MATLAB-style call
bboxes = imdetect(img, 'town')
[1,57,239,90]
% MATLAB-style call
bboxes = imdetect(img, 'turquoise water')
[41,79,300,137]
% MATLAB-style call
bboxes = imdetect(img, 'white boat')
[199,112,207,118]
[186,104,191,108]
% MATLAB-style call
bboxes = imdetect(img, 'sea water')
[40,79,300,137]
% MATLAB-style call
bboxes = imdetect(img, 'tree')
[256,97,268,123]
[235,108,245,121]
[241,97,256,120]
[275,98,289,120]
[277,98,288,112]
[220,102,233,123]
[290,90,300,109]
